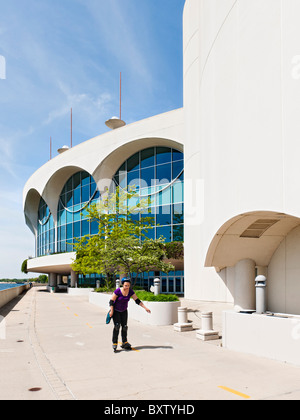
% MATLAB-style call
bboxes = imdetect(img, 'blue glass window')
[113,147,184,243]
[67,223,73,240]
[82,185,90,203]
[141,148,155,168]
[156,163,171,185]
[81,219,90,237]
[156,147,172,165]
[57,171,100,252]
[127,153,140,172]
[157,205,172,226]
[127,170,140,189]
[172,160,184,179]
[172,149,183,162]
[141,167,155,187]
[157,226,172,242]
[37,198,55,257]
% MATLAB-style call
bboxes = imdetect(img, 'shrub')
[94,288,179,302]
[135,290,179,302]
[21,259,28,274]
[94,286,114,293]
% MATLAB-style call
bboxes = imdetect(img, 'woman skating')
[109,277,151,352]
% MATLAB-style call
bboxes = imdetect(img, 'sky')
[0,0,185,279]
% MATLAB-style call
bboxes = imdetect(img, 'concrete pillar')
[196,312,219,341]
[49,273,57,287]
[178,307,188,324]
[255,275,267,314]
[70,270,78,288]
[49,273,57,293]
[202,312,213,331]
[234,259,256,312]
[174,307,193,332]
[154,278,161,296]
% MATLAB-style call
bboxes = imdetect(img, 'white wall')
[0,285,30,310]
[183,0,300,302]
[223,311,300,366]
[268,226,300,315]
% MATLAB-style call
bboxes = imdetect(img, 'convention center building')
[24,0,300,333]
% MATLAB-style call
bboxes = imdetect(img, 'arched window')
[57,171,100,253]
[37,198,55,257]
[113,146,184,242]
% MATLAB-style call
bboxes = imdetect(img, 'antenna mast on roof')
[71,107,73,148]
[119,72,122,121]
[50,136,52,160]
[105,72,126,130]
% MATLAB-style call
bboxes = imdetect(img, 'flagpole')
[71,108,73,148]
[120,72,122,120]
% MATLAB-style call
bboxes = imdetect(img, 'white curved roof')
[23,108,185,233]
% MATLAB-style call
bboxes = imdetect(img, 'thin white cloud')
[42,81,112,127]
[80,0,154,87]
[0,137,13,159]
[0,127,36,182]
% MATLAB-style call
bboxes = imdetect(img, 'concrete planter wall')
[89,292,180,326]
[68,288,94,296]
[223,311,300,366]
[0,285,30,310]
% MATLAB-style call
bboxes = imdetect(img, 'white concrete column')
[234,259,256,312]
[154,278,161,296]
[202,312,213,331]
[70,270,78,288]
[255,275,267,314]
[178,307,188,324]
[49,273,57,287]
[174,307,193,332]
[196,312,219,341]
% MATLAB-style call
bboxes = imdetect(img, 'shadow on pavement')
[133,345,173,351]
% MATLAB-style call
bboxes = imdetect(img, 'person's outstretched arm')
[132,294,151,313]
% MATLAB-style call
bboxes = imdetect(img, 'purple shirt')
[114,288,135,312]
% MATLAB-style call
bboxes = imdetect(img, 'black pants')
[112,310,128,344]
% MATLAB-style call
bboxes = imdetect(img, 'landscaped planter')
[89,291,180,326]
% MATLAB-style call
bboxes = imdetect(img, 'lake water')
[0,284,24,292]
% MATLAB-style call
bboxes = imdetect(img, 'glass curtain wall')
[57,171,100,253]
[36,150,184,293]
[113,146,184,294]
[37,198,55,257]
[113,147,184,242]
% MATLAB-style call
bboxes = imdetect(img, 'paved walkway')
[1,287,300,401]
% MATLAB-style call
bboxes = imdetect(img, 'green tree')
[71,186,174,286]
[21,259,28,275]
[38,275,48,284]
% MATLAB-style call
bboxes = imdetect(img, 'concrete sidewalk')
[1,286,300,401]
